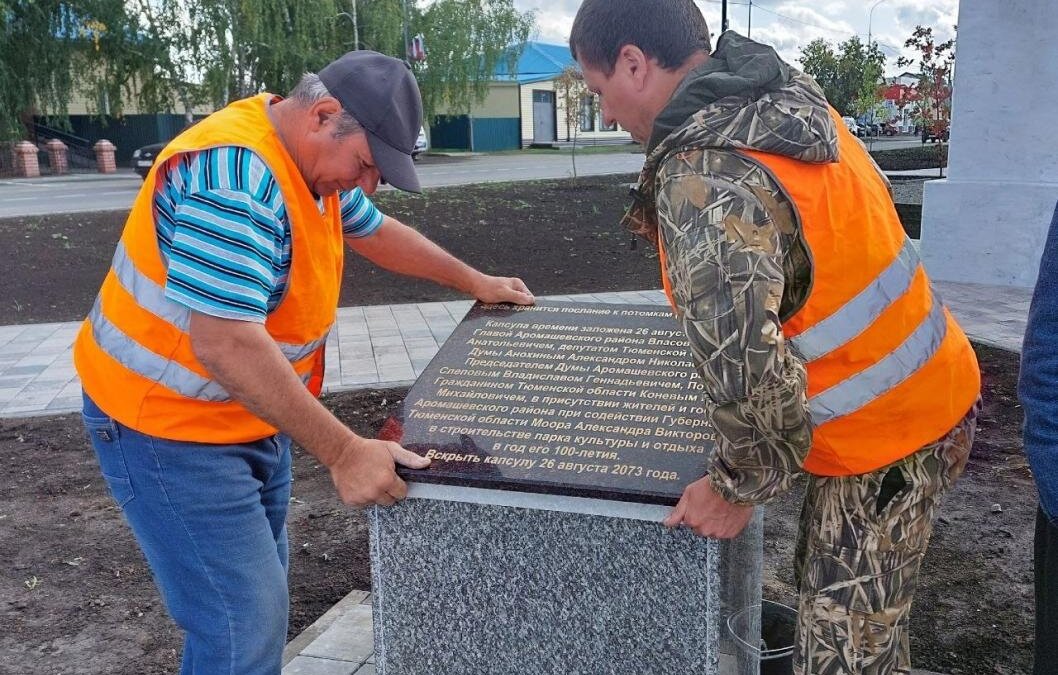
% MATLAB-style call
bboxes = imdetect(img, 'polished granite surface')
[390,301,715,506]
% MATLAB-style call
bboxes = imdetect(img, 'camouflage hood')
[626,31,838,242]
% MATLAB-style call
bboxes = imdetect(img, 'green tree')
[352,0,406,56]
[555,64,594,178]
[0,0,534,141]
[135,0,407,111]
[897,25,955,176]
[797,38,838,106]
[556,65,588,143]
[413,0,534,120]
[140,0,523,116]
[0,0,165,140]
[798,36,885,117]
[178,0,355,106]
[0,1,72,138]
[896,25,955,140]
[129,0,207,121]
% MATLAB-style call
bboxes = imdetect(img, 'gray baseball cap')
[319,51,423,193]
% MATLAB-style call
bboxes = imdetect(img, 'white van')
[841,116,861,136]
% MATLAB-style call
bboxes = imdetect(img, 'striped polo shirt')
[152,146,384,323]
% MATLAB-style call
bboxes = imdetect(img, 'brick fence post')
[45,139,69,175]
[93,139,117,173]
[13,141,40,178]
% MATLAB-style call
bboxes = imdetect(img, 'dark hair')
[570,0,711,75]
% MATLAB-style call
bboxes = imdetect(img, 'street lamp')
[867,0,890,51]
[337,7,359,50]
[402,0,410,61]
[865,0,891,137]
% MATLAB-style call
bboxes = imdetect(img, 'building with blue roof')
[429,41,632,151]
[492,41,573,85]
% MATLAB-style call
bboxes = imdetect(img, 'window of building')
[580,95,596,132]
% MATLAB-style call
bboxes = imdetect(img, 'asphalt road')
[0,151,646,219]
[0,136,924,219]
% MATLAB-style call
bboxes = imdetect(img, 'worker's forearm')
[347,217,485,295]
[189,314,356,466]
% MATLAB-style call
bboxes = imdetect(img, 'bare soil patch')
[1,389,392,675]
[0,172,1036,674]
[0,344,1035,675]
[0,174,654,326]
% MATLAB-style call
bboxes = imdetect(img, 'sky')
[515,0,960,76]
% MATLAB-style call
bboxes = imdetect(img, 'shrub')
[869,145,948,171]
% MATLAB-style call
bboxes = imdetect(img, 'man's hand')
[663,476,755,539]
[326,438,431,507]
[471,274,534,305]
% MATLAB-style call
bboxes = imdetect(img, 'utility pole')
[352,0,358,50]
[747,0,752,37]
[721,0,728,32]
[864,0,891,139]
[402,0,411,61]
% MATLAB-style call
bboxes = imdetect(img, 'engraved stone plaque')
[392,300,716,504]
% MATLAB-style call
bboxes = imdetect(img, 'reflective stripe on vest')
[789,237,920,361]
[87,297,231,401]
[659,233,946,425]
[108,241,329,363]
[807,295,947,424]
[88,297,314,401]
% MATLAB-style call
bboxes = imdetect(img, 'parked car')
[841,116,861,137]
[880,122,899,136]
[922,126,951,143]
[131,142,166,178]
[412,126,428,161]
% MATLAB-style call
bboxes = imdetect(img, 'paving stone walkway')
[0,290,669,418]
[279,591,946,675]
[0,283,1032,420]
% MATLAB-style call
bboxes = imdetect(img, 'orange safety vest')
[658,110,980,476]
[74,94,345,443]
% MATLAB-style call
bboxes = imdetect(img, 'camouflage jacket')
[629,32,848,505]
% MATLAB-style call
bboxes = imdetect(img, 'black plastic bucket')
[727,600,798,675]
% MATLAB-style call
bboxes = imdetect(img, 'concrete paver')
[279,591,944,675]
[0,282,1031,419]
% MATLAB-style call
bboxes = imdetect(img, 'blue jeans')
[1022,203,1058,674]
[1021,202,1058,519]
[82,393,292,675]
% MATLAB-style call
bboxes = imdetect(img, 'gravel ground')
[891,178,928,205]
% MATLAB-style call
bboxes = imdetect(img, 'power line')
[748,4,905,52]
[751,4,857,38]
[698,0,907,60]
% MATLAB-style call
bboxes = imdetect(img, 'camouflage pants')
[792,400,980,675]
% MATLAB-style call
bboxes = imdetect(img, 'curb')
[282,590,370,666]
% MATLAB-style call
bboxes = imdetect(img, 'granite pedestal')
[366,302,764,674]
